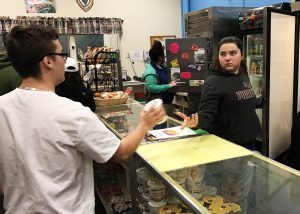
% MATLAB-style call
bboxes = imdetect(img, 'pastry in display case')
[132,135,300,214]
[135,165,194,214]
[94,162,132,213]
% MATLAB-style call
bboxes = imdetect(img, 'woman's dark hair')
[149,40,164,63]
[213,36,247,75]
[64,71,85,88]
[5,24,59,78]
[56,71,96,112]
[151,40,163,50]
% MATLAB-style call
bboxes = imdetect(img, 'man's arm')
[111,106,165,162]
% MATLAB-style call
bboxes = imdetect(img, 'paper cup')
[144,99,167,124]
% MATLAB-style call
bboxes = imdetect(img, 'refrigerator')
[239,3,297,158]
[184,6,250,113]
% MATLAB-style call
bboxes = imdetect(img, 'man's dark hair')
[6,25,59,78]
[213,36,247,75]
[149,40,164,63]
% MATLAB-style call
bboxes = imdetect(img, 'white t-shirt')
[0,88,121,214]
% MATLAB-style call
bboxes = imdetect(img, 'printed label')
[189,80,205,86]
[171,59,179,68]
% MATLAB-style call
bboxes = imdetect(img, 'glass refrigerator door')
[245,34,263,140]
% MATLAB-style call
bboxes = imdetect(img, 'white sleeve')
[73,109,121,163]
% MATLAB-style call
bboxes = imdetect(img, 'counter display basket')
[94,96,128,107]
[85,48,122,93]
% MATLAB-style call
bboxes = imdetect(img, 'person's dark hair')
[64,71,85,88]
[5,25,59,78]
[213,36,247,75]
[55,71,96,112]
[151,40,163,50]
[149,40,164,63]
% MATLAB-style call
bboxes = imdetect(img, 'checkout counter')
[95,100,300,214]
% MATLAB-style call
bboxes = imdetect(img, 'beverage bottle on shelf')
[258,61,263,75]
[248,38,253,55]
[111,52,117,63]
[254,39,259,55]
[259,41,263,56]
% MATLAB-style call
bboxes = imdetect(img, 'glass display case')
[133,135,300,214]
[94,100,184,213]
[95,101,182,141]
[95,100,300,214]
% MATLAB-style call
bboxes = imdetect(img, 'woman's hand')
[169,81,177,87]
[176,112,198,129]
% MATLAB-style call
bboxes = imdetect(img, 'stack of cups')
[167,168,188,190]
[186,166,205,200]
[148,179,166,202]
[136,167,154,213]
[147,179,167,214]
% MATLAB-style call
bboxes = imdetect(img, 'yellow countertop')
[137,134,253,172]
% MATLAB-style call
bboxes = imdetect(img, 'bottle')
[259,41,263,56]
[248,38,253,55]
[254,39,259,55]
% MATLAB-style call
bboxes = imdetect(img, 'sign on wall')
[76,0,94,12]
[24,0,56,13]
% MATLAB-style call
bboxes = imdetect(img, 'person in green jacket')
[0,38,21,95]
[142,40,177,115]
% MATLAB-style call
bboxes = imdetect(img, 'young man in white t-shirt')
[0,25,165,214]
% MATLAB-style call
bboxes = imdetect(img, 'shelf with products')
[248,55,263,58]
[94,161,132,214]
[82,46,122,93]
[172,92,188,115]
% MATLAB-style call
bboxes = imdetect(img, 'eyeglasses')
[40,53,68,61]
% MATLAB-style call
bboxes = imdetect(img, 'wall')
[189,0,291,11]
[0,0,182,77]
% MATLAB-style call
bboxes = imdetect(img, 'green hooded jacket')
[142,63,171,93]
[0,51,21,95]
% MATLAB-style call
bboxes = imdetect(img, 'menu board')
[165,37,210,92]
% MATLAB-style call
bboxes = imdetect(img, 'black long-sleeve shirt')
[56,82,95,112]
[197,69,260,147]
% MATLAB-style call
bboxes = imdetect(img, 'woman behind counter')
[56,57,96,112]
[142,40,177,115]
[178,36,260,150]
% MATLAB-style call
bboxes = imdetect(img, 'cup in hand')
[143,99,167,124]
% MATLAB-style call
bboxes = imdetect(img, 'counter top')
[123,81,145,86]
[137,135,253,172]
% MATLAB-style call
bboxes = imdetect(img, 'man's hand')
[112,106,166,162]
[140,105,166,130]
[176,112,198,129]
